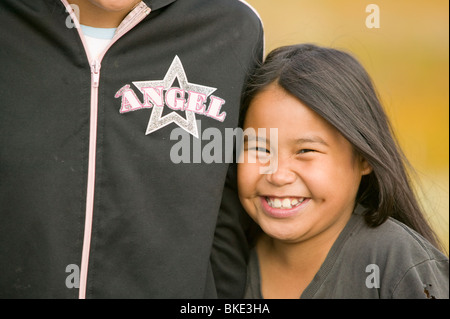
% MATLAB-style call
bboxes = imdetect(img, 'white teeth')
[266,197,305,209]
[282,198,291,209]
[273,198,282,208]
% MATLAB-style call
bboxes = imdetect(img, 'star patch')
[115,56,224,138]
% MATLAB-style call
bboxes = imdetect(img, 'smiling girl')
[238,44,449,299]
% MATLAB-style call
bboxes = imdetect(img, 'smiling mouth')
[265,196,306,209]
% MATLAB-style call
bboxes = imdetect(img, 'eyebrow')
[294,136,329,146]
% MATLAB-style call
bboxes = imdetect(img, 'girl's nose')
[264,159,296,186]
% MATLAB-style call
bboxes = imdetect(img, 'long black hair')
[240,43,443,251]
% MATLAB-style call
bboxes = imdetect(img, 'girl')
[237,44,449,299]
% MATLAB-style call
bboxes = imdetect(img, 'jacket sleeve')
[210,7,264,297]
[210,163,252,298]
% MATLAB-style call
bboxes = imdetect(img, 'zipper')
[78,59,100,299]
[91,60,101,88]
[60,0,151,299]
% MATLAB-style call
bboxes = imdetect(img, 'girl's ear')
[359,156,373,176]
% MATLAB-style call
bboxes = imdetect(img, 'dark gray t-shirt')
[244,206,449,299]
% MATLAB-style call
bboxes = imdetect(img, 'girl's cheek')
[237,163,252,194]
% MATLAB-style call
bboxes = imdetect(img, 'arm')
[210,164,252,298]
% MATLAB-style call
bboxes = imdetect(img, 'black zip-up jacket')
[0,0,264,298]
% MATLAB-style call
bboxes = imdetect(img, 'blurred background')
[246,0,449,253]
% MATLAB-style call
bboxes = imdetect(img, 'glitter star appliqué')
[132,56,217,138]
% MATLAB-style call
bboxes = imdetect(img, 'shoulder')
[214,0,262,20]
[348,214,447,266]
[196,0,263,31]
[195,0,264,59]
[362,217,446,261]
[170,0,263,41]
[347,214,449,298]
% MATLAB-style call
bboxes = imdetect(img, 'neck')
[68,0,139,28]
[256,216,350,298]
[258,207,354,273]
[258,233,333,274]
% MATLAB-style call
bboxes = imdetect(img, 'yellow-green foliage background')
[246,0,449,253]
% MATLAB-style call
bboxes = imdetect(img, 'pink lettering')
[205,96,226,121]
[165,88,185,110]
[116,84,227,122]
[115,85,144,113]
[142,86,164,107]
[185,91,207,114]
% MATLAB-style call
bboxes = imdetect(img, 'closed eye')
[298,149,315,154]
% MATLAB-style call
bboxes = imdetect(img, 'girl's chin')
[258,219,307,243]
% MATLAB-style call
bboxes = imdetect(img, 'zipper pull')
[91,60,101,88]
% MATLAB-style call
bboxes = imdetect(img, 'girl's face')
[238,84,371,244]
